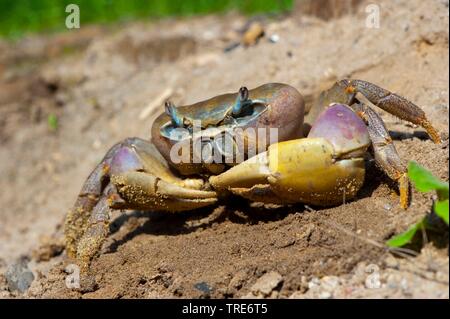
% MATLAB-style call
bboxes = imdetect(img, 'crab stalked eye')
[232,86,249,116]
[239,86,249,101]
[165,101,184,127]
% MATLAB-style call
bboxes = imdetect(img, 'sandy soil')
[0,0,448,298]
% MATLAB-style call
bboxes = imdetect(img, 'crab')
[65,80,440,274]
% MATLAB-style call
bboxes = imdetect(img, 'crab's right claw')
[109,171,218,212]
[65,138,217,273]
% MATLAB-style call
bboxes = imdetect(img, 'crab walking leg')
[342,79,441,144]
[65,137,217,269]
[65,142,122,259]
[75,186,114,272]
[351,103,410,209]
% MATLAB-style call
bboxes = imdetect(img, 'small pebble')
[250,271,283,296]
[269,34,280,43]
[194,281,212,294]
[400,278,409,291]
[308,277,321,289]
[5,257,35,293]
[319,291,332,299]
[384,255,399,268]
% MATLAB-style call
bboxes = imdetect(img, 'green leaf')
[437,189,449,201]
[408,161,449,195]
[388,162,449,248]
[47,114,58,131]
[386,219,424,247]
[434,199,449,225]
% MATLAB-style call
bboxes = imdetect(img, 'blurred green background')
[0,0,294,39]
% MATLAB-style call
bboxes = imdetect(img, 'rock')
[269,34,280,43]
[32,235,65,262]
[5,257,35,293]
[385,274,398,289]
[321,276,341,291]
[319,291,332,299]
[384,255,399,269]
[400,278,409,291]
[250,271,283,296]
[194,281,213,296]
[307,276,320,289]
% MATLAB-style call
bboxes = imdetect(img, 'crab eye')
[232,86,249,116]
[165,101,184,127]
[164,101,172,115]
[239,86,249,102]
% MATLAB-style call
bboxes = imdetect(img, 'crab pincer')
[210,104,371,206]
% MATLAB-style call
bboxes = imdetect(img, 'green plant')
[47,113,58,131]
[386,161,449,247]
[0,0,294,39]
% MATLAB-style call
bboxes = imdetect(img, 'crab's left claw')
[209,138,365,206]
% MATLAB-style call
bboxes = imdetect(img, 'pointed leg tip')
[399,173,410,210]
[420,118,441,144]
[400,197,409,210]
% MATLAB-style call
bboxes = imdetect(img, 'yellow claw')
[111,172,218,212]
[210,138,366,206]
